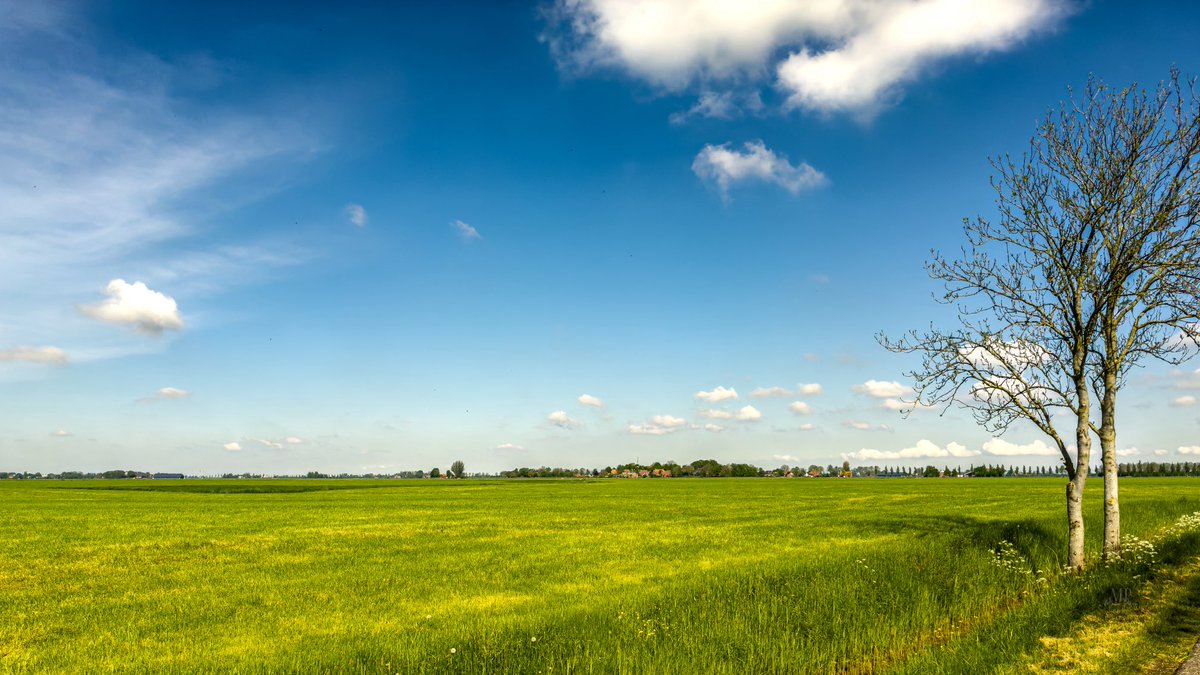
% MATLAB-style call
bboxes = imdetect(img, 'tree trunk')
[1068,372,1092,571]
[1066,476,1086,570]
[1100,369,1120,560]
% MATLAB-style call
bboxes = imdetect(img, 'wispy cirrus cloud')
[0,346,67,365]
[453,219,481,241]
[345,204,367,227]
[0,5,319,362]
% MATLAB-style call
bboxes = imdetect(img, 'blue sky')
[2,0,1199,475]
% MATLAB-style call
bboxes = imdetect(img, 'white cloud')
[844,420,872,430]
[982,438,1057,456]
[79,279,184,334]
[1171,395,1197,407]
[453,219,481,241]
[797,423,815,431]
[788,401,812,415]
[547,410,581,429]
[777,1,1063,115]
[695,385,738,402]
[285,437,303,445]
[853,380,912,398]
[577,393,604,407]
[1180,446,1200,455]
[545,0,1065,116]
[156,387,190,399]
[257,439,283,449]
[796,383,823,396]
[751,386,792,398]
[693,141,827,201]
[735,405,763,422]
[699,409,734,420]
[702,423,724,433]
[223,442,242,451]
[51,429,71,437]
[773,454,802,463]
[1117,447,1140,457]
[345,203,367,227]
[630,415,688,435]
[1154,449,1170,457]
[0,346,67,364]
[495,442,525,451]
[842,439,979,462]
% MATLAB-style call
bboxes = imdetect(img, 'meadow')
[2,477,1200,674]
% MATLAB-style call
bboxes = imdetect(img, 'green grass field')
[3,478,1200,674]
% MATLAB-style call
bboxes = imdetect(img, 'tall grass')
[1,478,1197,673]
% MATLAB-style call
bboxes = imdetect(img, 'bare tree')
[885,71,1200,569]
[1078,72,1200,559]
[882,93,1116,571]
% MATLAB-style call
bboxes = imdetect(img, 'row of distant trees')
[496,460,1199,479]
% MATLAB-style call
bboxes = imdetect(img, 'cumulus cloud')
[854,380,912,398]
[695,385,738,402]
[79,279,183,334]
[547,410,581,429]
[495,442,525,451]
[982,438,1058,456]
[797,423,815,431]
[702,423,724,433]
[1171,395,1197,407]
[453,219,481,241]
[156,387,190,399]
[773,454,802,463]
[788,401,812,415]
[257,439,283,449]
[844,420,872,430]
[577,393,604,407]
[699,409,734,420]
[223,442,242,451]
[735,405,763,422]
[693,141,827,201]
[1117,447,1140,457]
[776,1,1063,115]
[285,437,303,444]
[1180,446,1200,455]
[345,203,367,227]
[796,383,823,396]
[630,414,688,435]
[544,0,1066,117]
[1155,449,1170,457]
[0,346,68,364]
[51,429,72,437]
[751,386,792,398]
[842,439,978,461]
